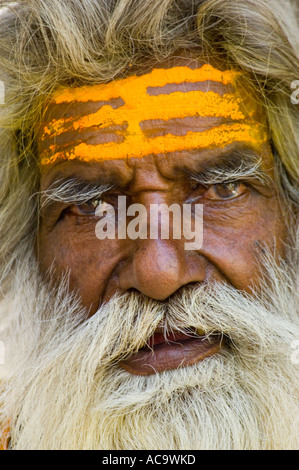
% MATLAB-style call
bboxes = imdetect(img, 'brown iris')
[206,182,247,200]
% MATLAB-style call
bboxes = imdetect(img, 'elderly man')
[0,0,298,450]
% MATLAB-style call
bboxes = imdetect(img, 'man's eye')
[68,199,102,216]
[205,182,247,200]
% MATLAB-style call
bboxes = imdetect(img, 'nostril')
[118,239,207,301]
[126,287,140,296]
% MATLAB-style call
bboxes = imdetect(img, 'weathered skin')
[36,57,288,373]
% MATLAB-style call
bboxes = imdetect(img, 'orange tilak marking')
[39,64,266,165]
[41,91,246,140]
[41,122,267,164]
[52,64,240,104]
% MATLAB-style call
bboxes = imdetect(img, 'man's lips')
[119,329,223,376]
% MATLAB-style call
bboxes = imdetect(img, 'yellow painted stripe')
[40,122,267,165]
[41,91,246,140]
[52,65,240,104]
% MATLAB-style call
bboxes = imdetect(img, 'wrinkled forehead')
[38,63,268,167]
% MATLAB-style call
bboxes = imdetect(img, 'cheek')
[37,223,124,312]
[200,199,288,292]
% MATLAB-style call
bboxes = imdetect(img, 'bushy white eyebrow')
[38,178,113,210]
[188,152,272,187]
[37,151,272,211]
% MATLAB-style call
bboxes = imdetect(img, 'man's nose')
[118,238,206,300]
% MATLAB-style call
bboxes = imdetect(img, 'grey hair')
[0,0,298,282]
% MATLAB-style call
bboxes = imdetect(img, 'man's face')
[37,57,287,375]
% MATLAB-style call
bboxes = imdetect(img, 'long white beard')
[0,250,298,450]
